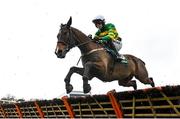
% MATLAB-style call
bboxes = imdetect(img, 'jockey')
[92,15,127,63]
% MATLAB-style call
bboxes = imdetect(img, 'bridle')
[57,26,93,51]
[56,25,104,57]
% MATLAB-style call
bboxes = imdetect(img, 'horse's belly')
[93,71,118,82]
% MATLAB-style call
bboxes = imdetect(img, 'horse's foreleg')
[64,66,84,84]
[83,62,95,93]
[83,76,91,93]
[64,66,84,93]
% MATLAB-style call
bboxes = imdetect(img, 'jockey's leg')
[108,40,128,63]
[108,41,123,60]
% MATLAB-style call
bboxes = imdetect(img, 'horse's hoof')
[132,80,137,90]
[66,84,73,94]
[150,78,155,87]
[83,84,91,93]
[133,84,137,90]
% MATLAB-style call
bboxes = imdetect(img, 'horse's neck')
[72,28,102,55]
[72,28,113,75]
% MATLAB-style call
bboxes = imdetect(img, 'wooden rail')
[0,85,179,118]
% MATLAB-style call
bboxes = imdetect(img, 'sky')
[0,0,180,100]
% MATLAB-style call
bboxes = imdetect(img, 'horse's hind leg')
[149,77,155,87]
[134,59,155,88]
[138,77,155,88]
[64,66,84,93]
[135,72,155,88]
[148,77,155,87]
[118,75,137,90]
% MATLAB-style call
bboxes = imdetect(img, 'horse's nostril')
[55,49,62,56]
[56,50,65,58]
[58,50,62,54]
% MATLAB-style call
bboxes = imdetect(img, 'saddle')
[99,43,128,64]
[104,47,117,59]
[92,37,127,64]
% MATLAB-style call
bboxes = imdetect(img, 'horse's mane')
[70,26,103,49]
[71,26,91,41]
[70,26,106,57]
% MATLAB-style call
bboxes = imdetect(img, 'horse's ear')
[60,23,63,28]
[67,16,72,28]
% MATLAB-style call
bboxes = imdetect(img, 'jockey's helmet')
[92,15,105,25]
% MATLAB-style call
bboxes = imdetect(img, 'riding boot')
[108,41,122,60]
[109,41,128,63]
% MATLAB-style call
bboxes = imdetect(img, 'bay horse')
[55,17,155,94]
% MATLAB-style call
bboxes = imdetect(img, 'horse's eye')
[63,32,68,36]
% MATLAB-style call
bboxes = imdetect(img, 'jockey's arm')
[101,28,117,42]
[93,24,118,42]
[93,35,100,40]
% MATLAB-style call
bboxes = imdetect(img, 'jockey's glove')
[88,34,92,39]
[98,39,107,44]
[93,37,99,41]
[98,40,104,43]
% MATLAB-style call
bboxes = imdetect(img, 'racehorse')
[55,17,155,94]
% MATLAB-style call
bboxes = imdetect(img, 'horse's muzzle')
[55,49,66,58]
[56,53,65,58]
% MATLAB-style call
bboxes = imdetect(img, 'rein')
[58,27,105,65]
[68,28,105,56]
[58,28,93,49]
[70,30,105,56]
[71,31,105,65]
[76,40,93,47]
